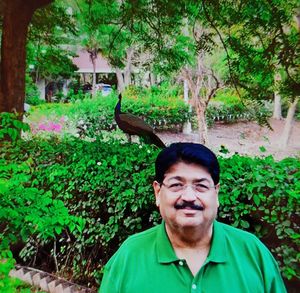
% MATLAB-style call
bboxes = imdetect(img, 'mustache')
[174,202,204,211]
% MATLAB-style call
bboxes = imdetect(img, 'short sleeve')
[99,262,119,293]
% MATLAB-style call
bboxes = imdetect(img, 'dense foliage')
[0,135,298,290]
[27,85,272,140]
[28,87,192,137]
[218,153,299,282]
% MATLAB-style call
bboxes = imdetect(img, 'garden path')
[159,118,300,160]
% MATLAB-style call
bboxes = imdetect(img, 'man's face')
[153,161,220,231]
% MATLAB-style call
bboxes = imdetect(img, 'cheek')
[202,194,218,208]
[159,196,177,213]
[156,197,160,206]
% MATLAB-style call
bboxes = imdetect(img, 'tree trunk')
[124,47,133,87]
[272,72,282,119]
[280,97,299,148]
[87,48,97,97]
[92,58,97,97]
[116,68,125,93]
[195,99,208,145]
[273,93,282,119]
[182,79,192,134]
[150,72,156,86]
[0,0,53,116]
[36,78,45,100]
[149,64,156,86]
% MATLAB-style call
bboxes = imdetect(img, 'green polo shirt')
[99,221,286,293]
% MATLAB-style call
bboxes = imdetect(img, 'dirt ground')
[159,118,300,160]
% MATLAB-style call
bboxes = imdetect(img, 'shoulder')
[105,225,160,267]
[216,221,260,239]
[213,222,286,292]
[121,224,160,249]
[214,221,282,271]
[215,221,269,251]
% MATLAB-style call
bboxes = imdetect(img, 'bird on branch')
[114,94,166,148]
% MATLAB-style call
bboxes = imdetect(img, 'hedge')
[0,137,299,290]
[28,88,271,139]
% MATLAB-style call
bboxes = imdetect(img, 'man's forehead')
[165,175,211,182]
[164,162,212,180]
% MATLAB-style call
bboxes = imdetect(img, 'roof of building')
[72,49,114,73]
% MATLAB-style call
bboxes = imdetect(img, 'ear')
[153,181,161,207]
[215,183,220,207]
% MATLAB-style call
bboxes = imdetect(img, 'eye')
[194,183,209,191]
[168,183,184,191]
[169,183,183,188]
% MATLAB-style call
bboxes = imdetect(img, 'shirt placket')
[177,259,209,293]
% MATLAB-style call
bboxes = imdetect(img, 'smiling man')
[100,143,286,293]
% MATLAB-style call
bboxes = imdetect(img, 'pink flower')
[49,122,62,133]
[38,123,50,131]
[38,122,63,133]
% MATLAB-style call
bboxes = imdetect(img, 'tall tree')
[199,0,300,146]
[179,24,223,144]
[75,0,188,93]
[182,54,221,144]
[75,0,121,96]
[0,0,53,115]
[27,1,78,100]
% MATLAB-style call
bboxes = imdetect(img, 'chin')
[176,218,203,228]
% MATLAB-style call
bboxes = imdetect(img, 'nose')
[180,185,197,201]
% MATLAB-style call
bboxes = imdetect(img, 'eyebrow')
[166,176,211,183]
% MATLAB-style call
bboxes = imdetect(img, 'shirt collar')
[156,222,180,263]
[156,220,227,264]
[206,220,227,263]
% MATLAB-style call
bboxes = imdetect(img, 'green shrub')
[1,137,159,285]
[218,154,299,281]
[29,85,273,139]
[29,88,191,138]
[212,88,241,105]
[25,74,43,106]
[1,137,299,289]
[0,138,84,292]
[0,113,30,142]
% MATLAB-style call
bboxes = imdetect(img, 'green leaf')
[240,220,250,229]
[55,226,62,234]
[253,194,260,206]
[259,146,266,152]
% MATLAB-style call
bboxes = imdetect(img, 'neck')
[166,223,213,249]
[115,99,121,115]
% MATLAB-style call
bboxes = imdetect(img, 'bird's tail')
[148,132,166,148]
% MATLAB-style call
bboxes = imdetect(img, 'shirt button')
[192,284,197,290]
[179,261,184,266]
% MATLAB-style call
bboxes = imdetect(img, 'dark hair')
[155,143,220,184]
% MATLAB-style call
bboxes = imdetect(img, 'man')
[100,143,286,293]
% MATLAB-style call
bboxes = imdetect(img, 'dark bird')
[114,94,166,148]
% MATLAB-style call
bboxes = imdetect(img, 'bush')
[1,137,299,290]
[0,137,85,291]
[1,137,159,286]
[212,88,241,105]
[29,87,191,138]
[218,154,299,281]
[25,74,44,106]
[29,85,273,139]
[0,113,30,142]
